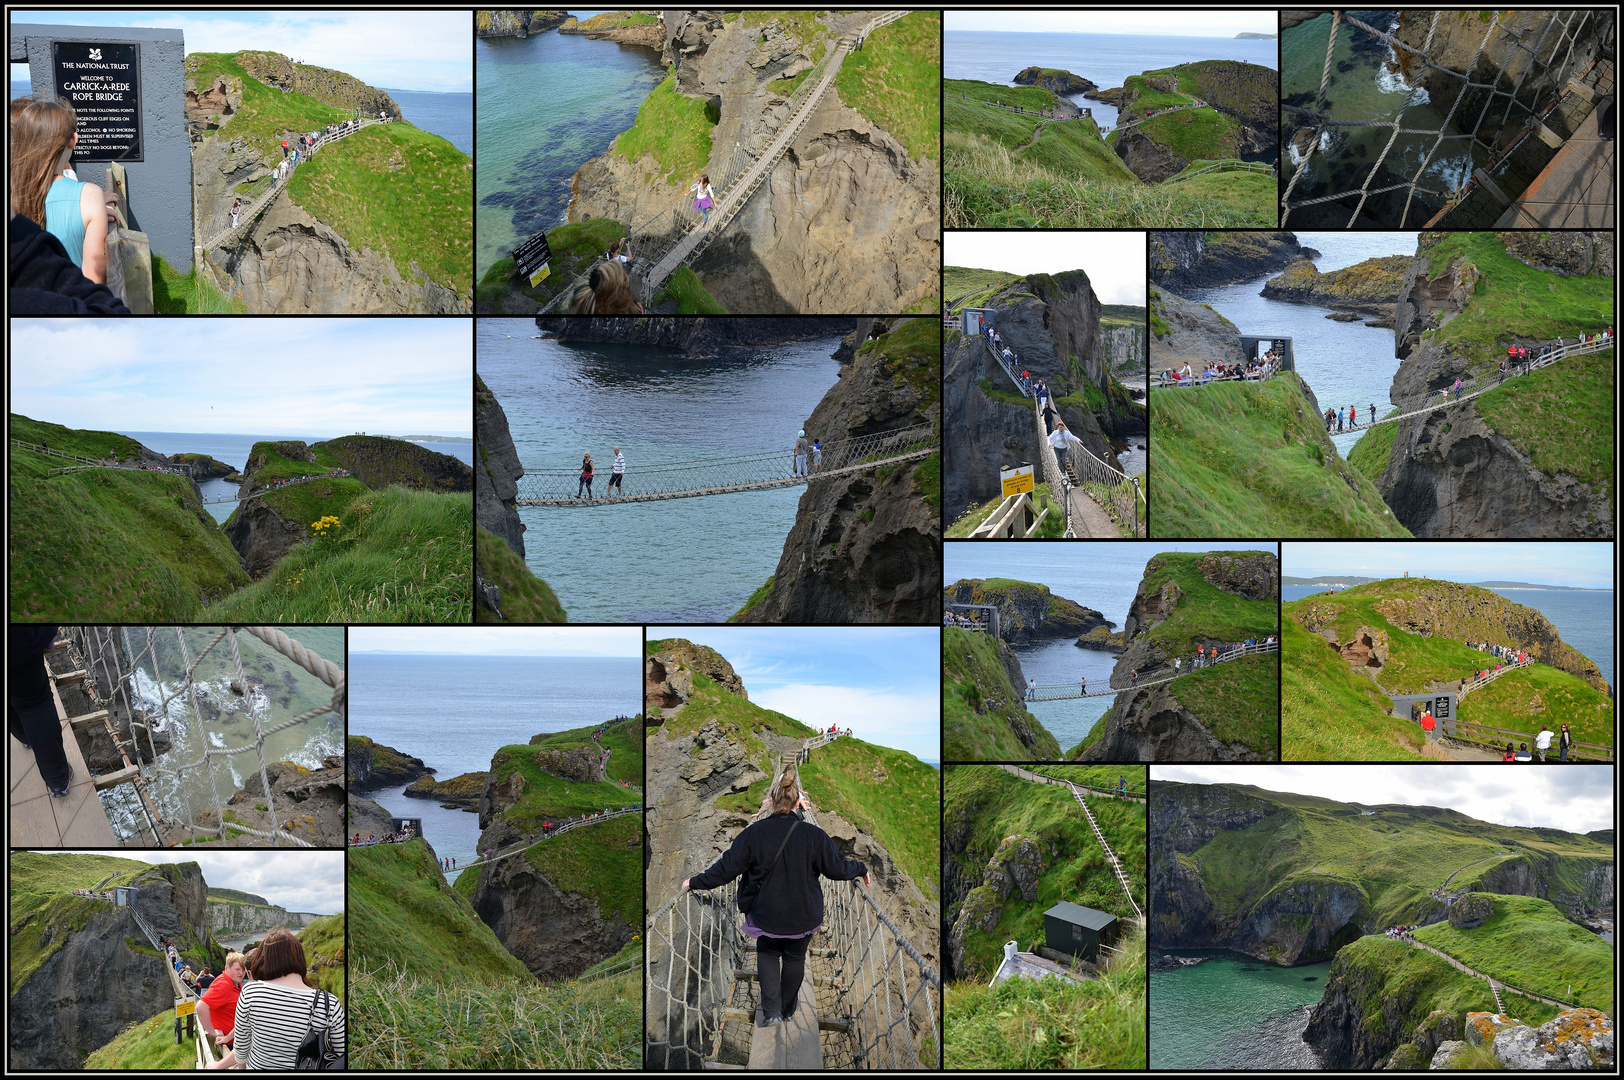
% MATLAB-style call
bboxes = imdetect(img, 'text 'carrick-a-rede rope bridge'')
[646,738,941,1072]
[515,425,937,508]
[1282,9,1615,228]
[9,627,345,848]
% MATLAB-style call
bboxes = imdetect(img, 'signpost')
[513,230,552,288]
[174,999,195,1018]
[52,41,143,161]
[1000,463,1034,499]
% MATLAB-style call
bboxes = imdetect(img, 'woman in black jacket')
[683,767,869,1028]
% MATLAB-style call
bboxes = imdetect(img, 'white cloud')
[53,849,345,913]
[750,684,940,762]
[350,627,642,657]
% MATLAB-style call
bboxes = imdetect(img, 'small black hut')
[1043,901,1118,962]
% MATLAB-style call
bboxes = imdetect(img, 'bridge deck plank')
[746,1001,823,1071]
[9,720,118,848]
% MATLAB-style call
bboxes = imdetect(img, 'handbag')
[737,818,799,915]
[295,989,345,1070]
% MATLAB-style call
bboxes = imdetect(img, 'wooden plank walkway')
[745,1001,823,1070]
[9,660,118,846]
[1495,104,1615,228]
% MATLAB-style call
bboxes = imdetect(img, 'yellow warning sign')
[1000,464,1034,498]
[528,262,551,288]
[175,999,196,1017]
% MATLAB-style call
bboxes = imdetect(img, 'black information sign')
[513,230,553,279]
[52,41,143,162]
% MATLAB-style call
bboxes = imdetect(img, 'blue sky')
[349,627,641,658]
[1283,543,1614,590]
[11,10,470,92]
[1154,765,1614,834]
[652,627,941,763]
[946,11,1277,38]
[50,849,344,914]
[10,319,471,437]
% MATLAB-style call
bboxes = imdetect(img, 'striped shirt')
[234,982,345,1069]
[612,452,626,475]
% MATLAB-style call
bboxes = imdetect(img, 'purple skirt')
[742,911,820,940]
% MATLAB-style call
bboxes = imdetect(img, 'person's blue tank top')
[44,177,89,268]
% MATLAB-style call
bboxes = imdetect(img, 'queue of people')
[1384,924,1417,943]
[349,823,416,846]
[1161,352,1277,387]
[943,610,989,631]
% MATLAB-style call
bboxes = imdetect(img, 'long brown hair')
[10,98,77,226]
[770,765,799,813]
[570,259,639,315]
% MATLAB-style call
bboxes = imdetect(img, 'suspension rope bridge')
[198,118,385,251]
[26,627,346,848]
[647,729,940,1070]
[1281,10,1610,228]
[439,806,643,871]
[515,425,936,507]
[1025,640,1279,701]
[1330,336,1613,434]
[129,905,220,1068]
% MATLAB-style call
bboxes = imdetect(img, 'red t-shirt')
[1420,712,1436,732]
[200,974,241,1035]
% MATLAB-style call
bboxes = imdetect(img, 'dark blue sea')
[382,88,473,155]
[348,652,641,874]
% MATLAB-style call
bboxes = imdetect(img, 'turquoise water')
[475,23,664,279]
[1150,949,1334,1068]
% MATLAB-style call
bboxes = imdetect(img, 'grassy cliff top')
[521,813,641,927]
[1137,550,1279,648]
[528,715,643,785]
[945,77,1063,113]
[9,413,152,473]
[944,764,1146,980]
[856,316,941,404]
[1413,894,1612,1011]
[315,435,472,492]
[1472,350,1612,489]
[1281,615,1421,761]
[945,88,1135,187]
[9,855,178,995]
[944,264,1022,307]
[207,886,270,906]
[800,734,940,901]
[1150,373,1411,537]
[475,526,567,623]
[943,626,1062,761]
[1101,303,1147,328]
[477,218,626,310]
[833,10,940,163]
[350,837,532,985]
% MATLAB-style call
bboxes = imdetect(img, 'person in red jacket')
[1420,709,1437,741]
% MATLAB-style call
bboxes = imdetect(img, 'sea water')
[475,18,664,279]
[382,88,473,155]
[1177,231,1418,459]
[1150,949,1334,1069]
[478,319,844,622]
[119,431,474,524]
[944,542,1270,753]
[349,651,641,876]
[945,30,1277,131]
[1284,585,1613,686]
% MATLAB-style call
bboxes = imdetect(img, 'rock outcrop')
[1260,255,1411,317]
[346,735,434,790]
[346,793,395,838]
[569,11,938,313]
[405,770,490,810]
[191,757,347,847]
[223,497,306,578]
[537,315,854,354]
[1150,230,1318,292]
[1496,230,1613,279]
[236,52,400,119]
[1148,284,1246,374]
[558,10,665,49]
[1114,60,1277,182]
[1470,1009,1615,1071]
[733,318,940,623]
[646,638,748,713]
[314,436,472,493]
[943,578,1113,645]
[209,898,319,935]
[474,374,527,559]
[475,9,569,38]
[1078,679,1272,762]
[1013,66,1096,96]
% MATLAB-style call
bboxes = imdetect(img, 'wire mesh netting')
[61,626,346,847]
[1281,9,1614,228]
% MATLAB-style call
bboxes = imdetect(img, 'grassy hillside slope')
[1136,551,1278,649]
[475,526,566,622]
[1150,374,1410,537]
[1413,894,1612,1011]
[1281,616,1423,761]
[943,626,1063,761]
[9,853,154,995]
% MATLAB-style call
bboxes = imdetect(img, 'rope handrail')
[1026,640,1279,700]
[1031,390,1144,538]
[62,626,345,847]
[1281,10,1602,228]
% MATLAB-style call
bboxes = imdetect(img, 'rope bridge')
[60,626,345,848]
[450,806,643,870]
[130,905,220,1067]
[1281,10,1608,228]
[515,424,936,507]
[1026,640,1279,701]
[1333,335,1613,434]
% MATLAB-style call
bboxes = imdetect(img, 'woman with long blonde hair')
[684,765,869,1029]
[568,258,641,315]
[10,98,108,282]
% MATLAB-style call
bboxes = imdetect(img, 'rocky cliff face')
[237,53,400,119]
[943,578,1112,644]
[1150,231,1318,292]
[558,10,665,49]
[191,757,347,847]
[346,735,433,791]
[474,374,527,558]
[733,318,939,623]
[475,9,569,38]
[223,497,304,578]
[569,11,938,313]
[316,436,473,493]
[1497,230,1614,279]
[536,315,853,354]
[1077,679,1271,763]
[1148,284,1246,373]
[209,900,319,935]
[10,862,217,1070]
[646,638,748,713]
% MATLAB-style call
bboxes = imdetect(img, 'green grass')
[1473,351,1613,487]
[83,1006,201,1069]
[1413,894,1612,1011]
[947,93,1136,182]
[256,477,370,539]
[522,814,641,926]
[9,853,154,994]
[202,486,471,623]
[834,10,940,163]
[1456,663,1614,752]
[350,838,533,985]
[1135,551,1279,650]
[530,716,643,786]
[1281,615,1424,761]
[9,413,153,470]
[913,449,941,511]
[150,254,247,313]
[1157,161,1275,225]
[944,263,1021,306]
[475,526,567,623]
[656,265,727,313]
[799,736,940,901]
[1135,104,1240,162]
[1162,654,1279,756]
[476,218,627,310]
[614,72,716,184]
[944,923,1146,1069]
[1346,408,1401,481]
[485,739,642,832]
[1322,936,1507,1049]
[8,430,252,622]
[943,627,1064,762]
[300,912,347,1000]
[728,575,774,622]
[350,959,639,1069]
[944,765,1145,981]
[1150,374,1411,537]
[947,483,1065,538]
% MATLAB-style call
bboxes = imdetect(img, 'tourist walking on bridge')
[230,198,241,229]
[609,447,626,495]
[683,766,869,1030]
[207,929,345,1069]
[9,624,74,797]
[794,430,809,478]
[577,452,594,498]
[197,952,246,1054]
[1048,421,1070,476]
[691,174,715,226]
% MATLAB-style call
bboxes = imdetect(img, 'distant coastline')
[1282,575,1610,592]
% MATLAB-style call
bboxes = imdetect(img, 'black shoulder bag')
[737,818,800,914]
[295,989,345,1070]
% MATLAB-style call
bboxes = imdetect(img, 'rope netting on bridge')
[516,424,936,506]
[61,627,345,848]
[1027,640,1278,700]
[1281,10,1609,228]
